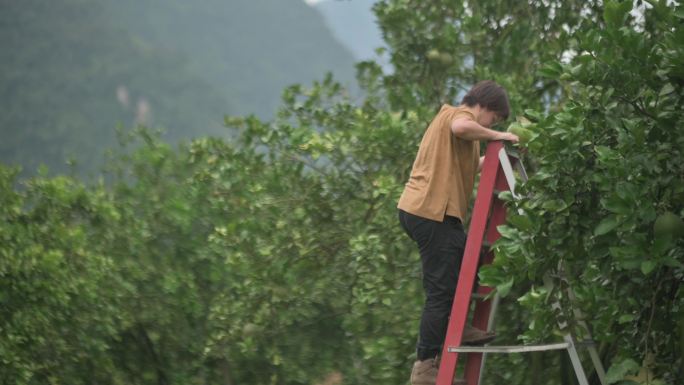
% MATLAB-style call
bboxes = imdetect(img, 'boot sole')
[462,334,496,345]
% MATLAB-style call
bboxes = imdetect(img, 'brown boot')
[410,357,438,385]
[462,325,496,345]
[411,356,467,385]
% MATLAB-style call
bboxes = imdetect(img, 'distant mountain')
[0,0,357,176]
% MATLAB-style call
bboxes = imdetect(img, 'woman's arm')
[451,118,518,142]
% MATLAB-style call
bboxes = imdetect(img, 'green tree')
[483,1,684,384]
[0,167,125,384]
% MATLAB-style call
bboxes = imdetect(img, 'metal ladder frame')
[435,141,608,385]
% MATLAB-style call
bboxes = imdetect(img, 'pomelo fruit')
[507,122,533,144]
[654,211,684,239]
[438,52,453,65]
[426,49,441,61]
[243,323,260,336]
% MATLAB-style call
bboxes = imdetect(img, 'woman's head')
[461,80,510,126]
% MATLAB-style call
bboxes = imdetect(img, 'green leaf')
[659,83,675,97]
[640,260,657,275]
[651,234,674,257]
[595,216,620,236]
[601,195,630,214]
[603,1,632,30]
[497,277,515,298]
[523,109,543,122]
[595,145,616,161]
[541,199,569,212]
[497,190,514,202]
[478,265,504,287]
[675,8,684,19]
[662,256,684,268]
[606,358,639,384]
[538,62,563,78]
[496,224,518,239]
[507,214,533,231]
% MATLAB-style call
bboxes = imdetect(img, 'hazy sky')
[302,0,389,70]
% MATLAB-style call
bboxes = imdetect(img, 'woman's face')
[478,108,503,128]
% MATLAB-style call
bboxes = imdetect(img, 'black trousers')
[398,208,466,360]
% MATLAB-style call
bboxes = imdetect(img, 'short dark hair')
[461,80,510,120]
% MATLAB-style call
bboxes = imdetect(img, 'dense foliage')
[1,1,682,384]
[485,2,684,383]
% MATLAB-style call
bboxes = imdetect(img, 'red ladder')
[435,140,519,385]
[435,140,607,385]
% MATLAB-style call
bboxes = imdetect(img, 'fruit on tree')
[654,211,684,239]
[438,52,453,65]
[426,49,441,61]
[243,323,260,336]
[507,122,533,144]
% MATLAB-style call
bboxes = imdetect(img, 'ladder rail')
[436,141,506,385]
[464,189,509,384]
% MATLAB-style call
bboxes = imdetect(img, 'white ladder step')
[448,342,570,353]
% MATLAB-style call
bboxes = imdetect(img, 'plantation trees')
[1,1,683,384]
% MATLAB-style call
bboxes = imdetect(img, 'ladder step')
[447,342,570,353]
